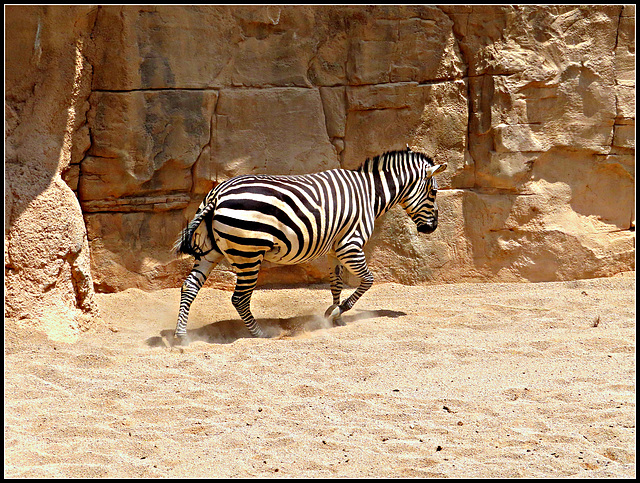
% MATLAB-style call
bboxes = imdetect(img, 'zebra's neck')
[356,150,423,219]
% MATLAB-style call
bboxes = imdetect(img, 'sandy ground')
[4,272,636,478]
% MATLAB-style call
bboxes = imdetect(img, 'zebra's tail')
[173,201,218,258]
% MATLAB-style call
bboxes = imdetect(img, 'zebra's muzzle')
[417,220,438,234]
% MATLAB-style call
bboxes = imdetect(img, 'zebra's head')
[400,150,447,235]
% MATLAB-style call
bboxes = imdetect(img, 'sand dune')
[4,273,636,478]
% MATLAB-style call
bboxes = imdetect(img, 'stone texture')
[80,90,217,202]
[5,177,97,332]
[458,5,626,193]
[5,5,636,336]
[5,5,99,341]
[90,6,240,90]
[211,87,338,178]
[83,210,193,292]
[90,5,465,90]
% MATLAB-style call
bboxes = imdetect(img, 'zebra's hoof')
[248,327,269,339]
[172,333,187,346]
[324,304,343,323]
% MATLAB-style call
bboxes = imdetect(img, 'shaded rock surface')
[5,5,99,341]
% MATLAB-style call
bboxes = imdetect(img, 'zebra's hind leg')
[175,254,222,341]
[231,260,268,338]
[325,254,346,326]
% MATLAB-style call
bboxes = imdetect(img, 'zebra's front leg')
[232,262,268,338]
[326,246,374,325]
[175,254,221,340]
[325,254,346,326]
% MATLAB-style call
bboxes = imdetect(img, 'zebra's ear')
[426,163,447,177]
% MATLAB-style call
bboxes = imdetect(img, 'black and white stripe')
[174,146,446,338]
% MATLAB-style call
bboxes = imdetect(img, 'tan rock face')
[5,5,99,341]
[80,90,217,203]
[5,6,636,338]
[212,88,339,178]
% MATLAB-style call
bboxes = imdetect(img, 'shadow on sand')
[145,309,407,347]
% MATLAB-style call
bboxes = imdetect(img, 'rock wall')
[5,6,99,341]
[5,6,636,333]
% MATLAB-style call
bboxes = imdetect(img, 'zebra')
[174,146,446,339]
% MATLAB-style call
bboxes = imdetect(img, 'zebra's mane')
[355,148,434,173]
